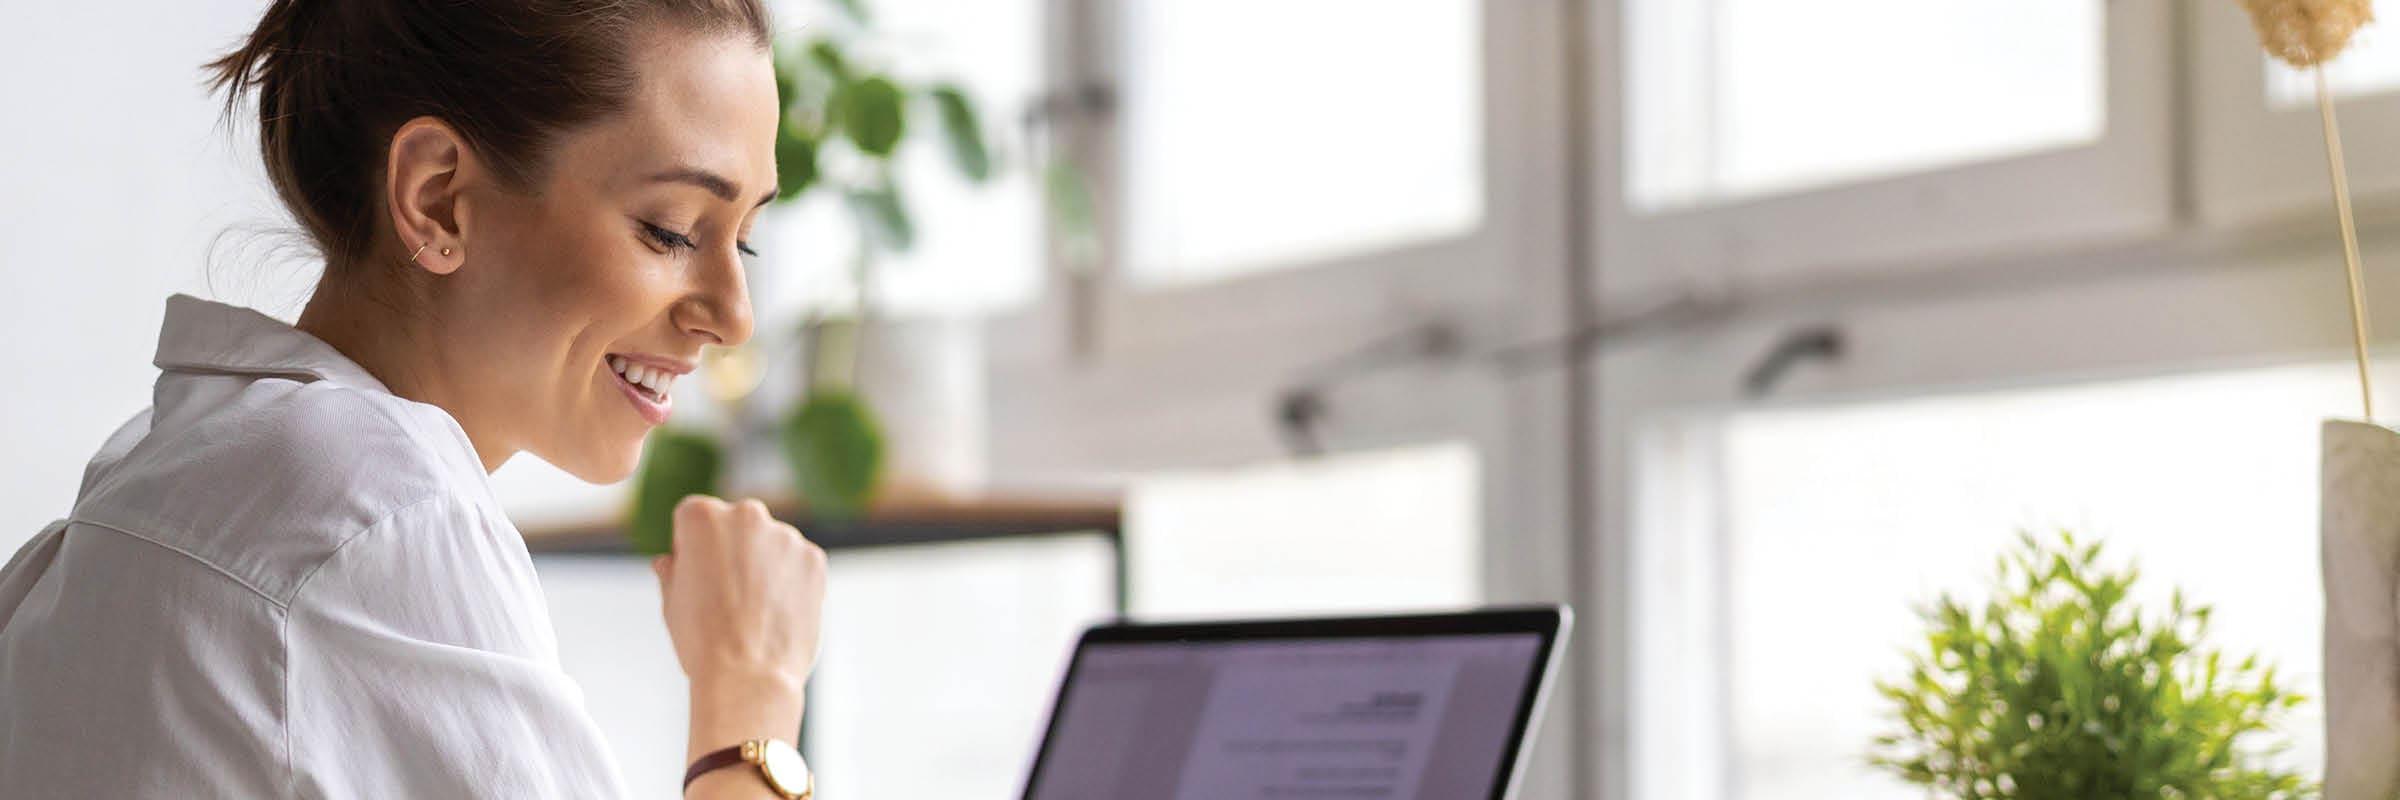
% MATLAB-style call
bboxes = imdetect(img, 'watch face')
[758,739,811,793]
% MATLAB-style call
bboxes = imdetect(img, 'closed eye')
[639,221,697,251]
[643,221,756,258]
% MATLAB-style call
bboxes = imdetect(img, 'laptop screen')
[1024,632,1548,800]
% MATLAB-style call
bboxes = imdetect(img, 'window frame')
[983,3,1584,797]
[1587,228,2395,798]
[982,0,1579,613]
[989,2,2255,798]
[987,0,1569,386]
[1593,0,2176,302]
[1575,4,2400,796]
[2187,0,2400,228]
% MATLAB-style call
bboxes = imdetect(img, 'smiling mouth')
[607,354,676,403]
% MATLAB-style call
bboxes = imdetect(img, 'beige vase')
[2322,419,2400,798]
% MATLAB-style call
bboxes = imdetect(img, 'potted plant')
[1870,531,2313,798]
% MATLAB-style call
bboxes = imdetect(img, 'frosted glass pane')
[1119,0,1483,286]
[1126,443,1480,619]
[805,535,1117,800]
[1626,0,2107,212]
[2268,23,2400,107]
[1637,364,2348,798]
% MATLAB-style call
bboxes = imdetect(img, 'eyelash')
[640,221,759,258]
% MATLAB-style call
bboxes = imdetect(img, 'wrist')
[691,665,807,703]
[687,670,807,763]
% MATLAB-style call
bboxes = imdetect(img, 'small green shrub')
[1869,531,2313,799]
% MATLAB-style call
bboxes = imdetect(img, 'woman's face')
[429,29,779,482]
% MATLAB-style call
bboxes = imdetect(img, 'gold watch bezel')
[740,738,813,800]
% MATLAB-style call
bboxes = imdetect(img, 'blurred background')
[9,0,2399,797]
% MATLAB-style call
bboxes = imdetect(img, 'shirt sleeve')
[284,493,632,799]
[0,519,67,629]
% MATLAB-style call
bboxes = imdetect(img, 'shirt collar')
[151,294,390,394]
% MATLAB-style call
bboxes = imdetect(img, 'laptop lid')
[1020,606,1571,800]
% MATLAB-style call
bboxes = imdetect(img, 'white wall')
[0,0,297,549]
[0,2,628,550]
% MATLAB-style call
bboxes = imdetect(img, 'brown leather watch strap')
[682,744,751,793]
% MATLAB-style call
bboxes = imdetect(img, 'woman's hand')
[653,495,828,765]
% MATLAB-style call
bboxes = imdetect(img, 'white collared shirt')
[0,295,631,798]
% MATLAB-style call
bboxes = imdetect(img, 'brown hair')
[206,0,771,275]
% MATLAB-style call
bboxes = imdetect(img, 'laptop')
[1020,606,1572,800]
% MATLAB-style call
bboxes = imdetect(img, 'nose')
[673,247,755,347]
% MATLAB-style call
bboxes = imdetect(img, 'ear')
[384,117,479,276]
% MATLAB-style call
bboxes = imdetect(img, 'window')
[1625,0,2106,212]
[1125,442,1482,619]
[1631,364,2342,799]
[1602,0,2169,297]
[984,3,1554,473]
[2266,24,2400,107]
[1116,0,1483,286]
[2191,1,2400,223]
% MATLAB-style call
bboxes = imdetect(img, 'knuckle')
[673,494,722,523]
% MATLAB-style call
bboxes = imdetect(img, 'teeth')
[609,356,675,398]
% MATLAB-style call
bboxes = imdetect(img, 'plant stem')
[847,203,873,388]
[2319,66,2375,421]
[808,191,879,393]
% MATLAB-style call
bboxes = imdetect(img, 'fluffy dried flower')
[2242,0,2375,67]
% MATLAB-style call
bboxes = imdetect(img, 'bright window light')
[1625,0,2107,212]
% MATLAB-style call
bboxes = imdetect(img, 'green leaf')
[626,428,723,555]
[808,39,853,84]
[930,84,993,182]
[781,389,884,519]
[776,129,820,202]
[838,76,907,157]
[1866,529,2315,796]
[774,56,799,118]
[829,0,869,24]
[846,182,914,252]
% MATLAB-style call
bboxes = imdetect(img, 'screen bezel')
[1019,605,1572,800]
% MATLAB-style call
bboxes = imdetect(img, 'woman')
[0,1,825,797]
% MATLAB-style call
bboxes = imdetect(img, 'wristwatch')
[683,738,813,799]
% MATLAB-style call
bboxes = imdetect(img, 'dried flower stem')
[2318,66,2375,420]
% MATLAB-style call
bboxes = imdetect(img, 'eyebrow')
[646,167,778,209]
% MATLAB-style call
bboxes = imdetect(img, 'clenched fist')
[653,495,829,763]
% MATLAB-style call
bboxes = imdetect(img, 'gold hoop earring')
[409,242,431,264]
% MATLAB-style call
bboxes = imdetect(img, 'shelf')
[518,491,1125,555]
